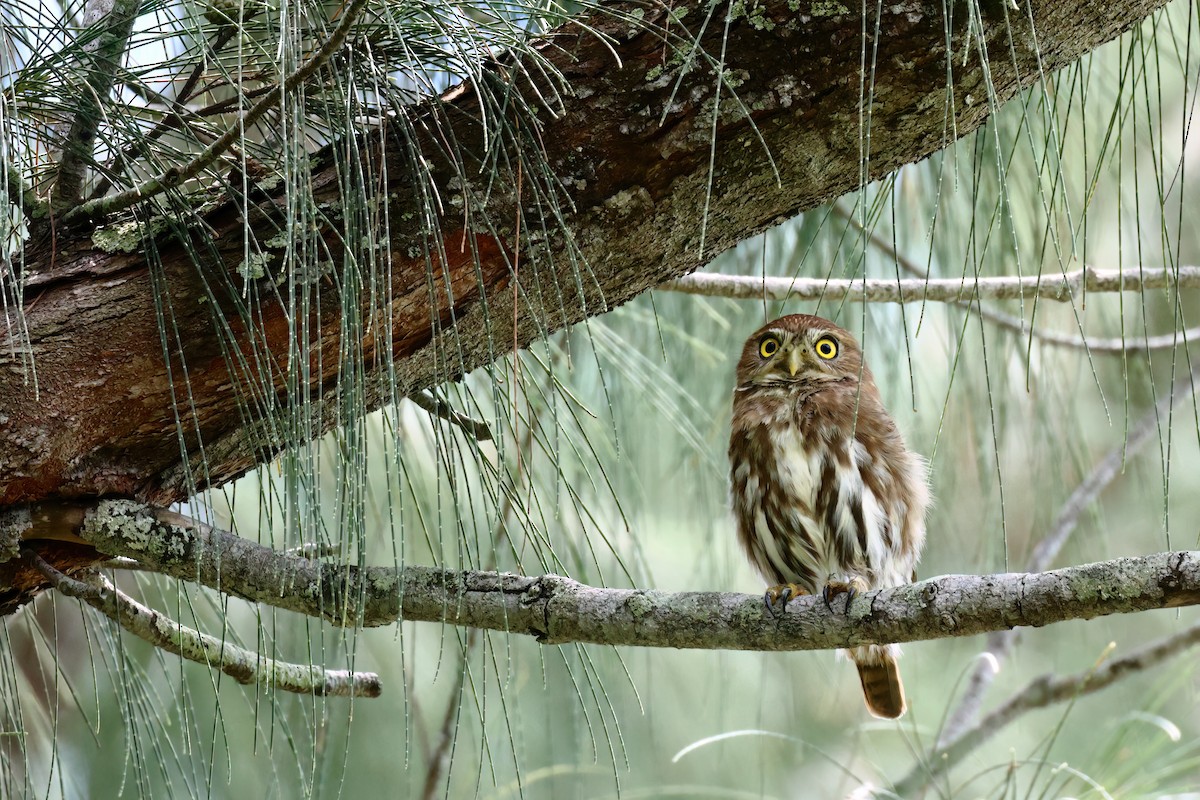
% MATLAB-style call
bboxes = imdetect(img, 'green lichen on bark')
[810,0,849,15]
[83,499,169,555]
[91,217,169,253]
[0,507,30,563]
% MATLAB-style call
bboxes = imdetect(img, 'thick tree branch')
[0,0,1173,506]
[9,500,1200,650]
[23,549,382,697]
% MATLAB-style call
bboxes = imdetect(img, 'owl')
[728,314,929,719]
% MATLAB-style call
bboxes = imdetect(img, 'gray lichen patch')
[237,251,273,281]
[82,499,187,561]
[91,217,169,253]
[623,590,658,621]
[0,507,30,564]
[810,0,849,15]
[603,186,654,217]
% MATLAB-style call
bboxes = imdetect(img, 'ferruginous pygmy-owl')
[728,314,929,719]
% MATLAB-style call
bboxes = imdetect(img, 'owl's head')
[734,314,865,390]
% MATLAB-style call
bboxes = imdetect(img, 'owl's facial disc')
[757,331,841,383]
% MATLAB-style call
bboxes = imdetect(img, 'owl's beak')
[786,347,804,377]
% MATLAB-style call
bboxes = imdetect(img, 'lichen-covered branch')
[10,500,1200,651]
[24,548,381,697]
[6,164,44,220]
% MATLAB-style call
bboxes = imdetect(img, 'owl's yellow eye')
[814,336,838,359]
[759,337,780,359]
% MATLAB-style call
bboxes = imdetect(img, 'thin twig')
[890,621,1200,797]
[64,0,373,222]
[831,204,1198,354]
[89,25,242,201]
[409,391,494,441]
[937,372,1198,746]
[24,548,382,697]
[420,626,479,800]
[661,269,1200,352]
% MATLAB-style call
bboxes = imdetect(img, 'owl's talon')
[763,583,809,618]
[822,577,867,614]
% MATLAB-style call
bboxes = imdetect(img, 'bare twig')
[890,621,1200,797]
[660,266,1200,304]
[409,391,494,441]
[24,548,382,697]
[849,207,1200,353]
[661,269,1200,352]
[937,373,1197,746]
[64,0,373,222]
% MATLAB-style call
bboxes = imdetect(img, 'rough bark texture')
[9,501,1200,648]
[0,0,1171,506]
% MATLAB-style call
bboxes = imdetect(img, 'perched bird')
[728,314,929,719]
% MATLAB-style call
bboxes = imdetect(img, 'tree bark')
[0,0,1171,506]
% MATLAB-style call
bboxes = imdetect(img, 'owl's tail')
[849,644,906,719]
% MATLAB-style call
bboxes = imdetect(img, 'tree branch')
[6,163,45,221]
[891,621,1200,797]
[62,0,372,222]
[661,266,1200,304]
[50,0,141,209]
[681,206,1200,352]
[23,548,381,697]
[7,500,1199,651]
[409,391,494,441]
[87,25,242,202]
[662,268,1200,351]
[937,374,1196,746]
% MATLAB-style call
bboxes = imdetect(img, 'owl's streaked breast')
[730,410,912,593]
